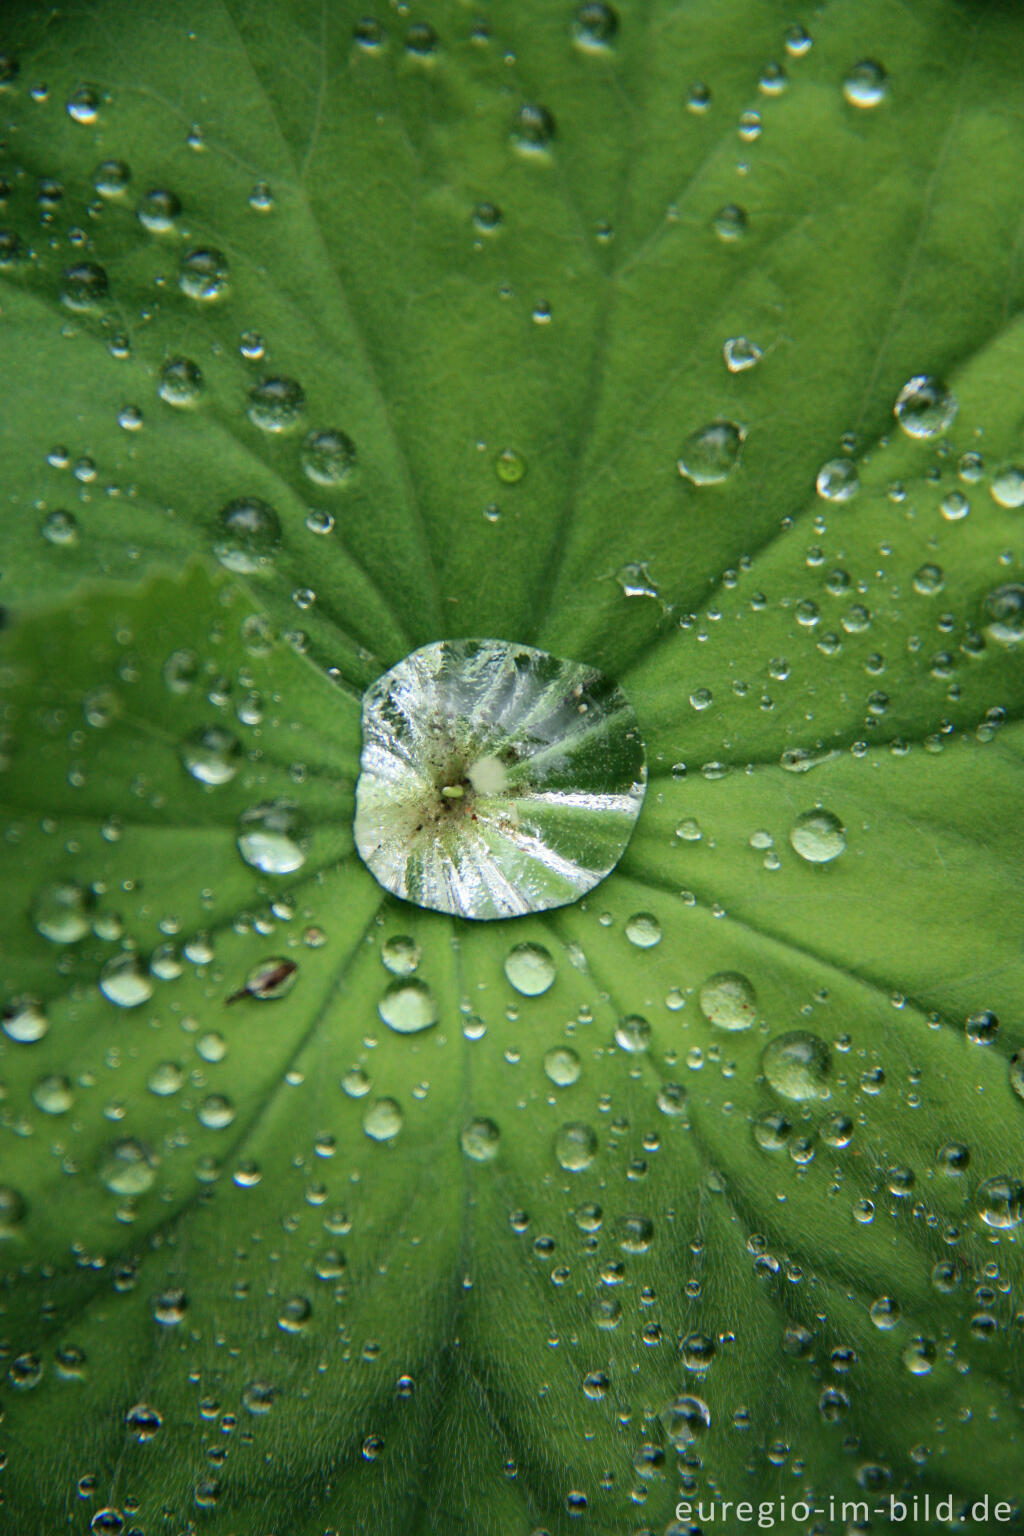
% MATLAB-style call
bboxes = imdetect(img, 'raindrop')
[363,1098,404,1141]
[699,972,757,1030]
[761,1031,832,1100]
[214,497,281,574]
[353,639,645,919]
[233,801,308,878]
[555,1122,598,1171]
[842,60,887,108]
[677,420,744,485]
[505,943,557,995]
[179,248,229,301]
[247,376,306,433]
[378,978,438,1034]
[460,1118,500,1161]
[893,375,957,439]
[301,428,356,485]
[159,357,204,407]
[790,808,846,863]
[99,953,155,1009]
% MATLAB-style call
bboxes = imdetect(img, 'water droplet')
[965,1009,999,1045]
[99,953,155,1009]
[984,584,1024,645]
[249,180,274,211]
[66,84,100,123]
[61,261,108,311]
[893,375,957,439]
[94,159,131,197]
[677,420,744,485]
[555,1122,598,1171]
[243,1380,276,1414]
[790,809,846,863]
[32,1072,73,1112]
[990,465,1024,508]
[976,1175,1024,1229]
[159,357,204,407]
[363,1097,403,1141]
[505,943,557,995]
[152,1287,188,1324]
[179,247,229,301]
[99,1138,157,1195]
[624,912,661,948]
[136,188,181,233]
[214,497,281,574]
[236,801,309,874]
[460,1118,500,1161]
[699,972,757,1030]
[353,639,646,919]
[680,1332,716,1371]
[381,935,421,975]
[495,447,526,484]
[198,1093,235,1129]
[472,201,502,233]
[180,726,241,785]
[723,335,762,372]
[665,1395,711,1447]
[247,376,306,433]
[3,996,49,1044]
[572,2,618,51]
[712,203,747,241]
[616,561,659,599]
[614,1014,651,1053]
[512,103,556,154]
[378,978,438,1034]
[301,428,356,486]
[32,880,93,942]
[842,60,887,108]
[404,21,438,57]
[544,1046,581,1086]
[815,458,859,502]
[125,1403,163,1441]
[42,507,78,545]
[278,1295,312,1332]
[147,1061,185,1096]
[784,23,813,57]
[762,1031,832,1100]
[234,957,298,1002]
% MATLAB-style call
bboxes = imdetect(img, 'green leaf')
[2,2,1024,1532]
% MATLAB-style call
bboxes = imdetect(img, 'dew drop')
[614,1014,651,1053]
[3,996,49,1044]
[555,1122,598,1171]
[842,59,887,108]
[159,357,204,407]
[983,584,1024,645]
[94,159,131,197]
[99,1138,157,1195]
[247,376,306,433]
[180,725,241,785]
[990,465,1024,509]
[572,2,618,50]
[301,428,356,485]
[677,420,744,485]
[99,953,155,1009]
[136,188,181,233]
[179,247,229,301]
[893,375,957,439]
[495,447,526,484]
[32,880,93,943]
[712,203,747,241]
[815,458,859,502]
[61,261,108,311]
[665,1395,711,1447]
[699,972,757,1030]
[512,103,556,154]
[544,1046,581,1086]
[236,801,309,874]
[363,1097,403,1141]
[790,809,846,863]
[624,911,661,948]
[505,943,557,996]
[460,1118,500,1161]
[32,1072,73,1112]
[378,978,438,1034]
[976,1175,1024,1229]
[381,935,421,975]
[723,335,762,372]
[214,497,281,574]
[762,1031,832,1100]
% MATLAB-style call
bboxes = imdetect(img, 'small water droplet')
[460,1118,500,1161]
[99,953,155,1009]
[723,335,762,372]
[572,2,618,51]
[495,447,526,484]
[699,972,757,1030]
[66,84,100,124]
[555,1121,598,1171]
[712,203,747,241]
[61,261,108,311]
[32,880,93,943]
[301,428,356,486]
[790,809,846,863]
[136,188,181,233]
[843,59,887,109]
[179,247,229,301]
[505,943,556,995]
[159,357,204,407]
[893,375,957,439]
[677,420,745,485]
[99,1138,157,1194]
[378,978,438,1034]
[236,801,308,873]
[815,458,859,502]
[3,996,49,1044]
[544,1047,581,1086]
[247,375,305,433]
[990,465,1024,509]
[214,497,281,574]
[180,726,241,785]
[624,911,661,948]
[512,103,556,154]
[363,1098,403,1141]
[93,159,131,197]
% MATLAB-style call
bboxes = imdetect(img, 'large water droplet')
[976,1175,1024,1229]
[3,996,49,1044]
[460,1118,500,1161]
[842,59,887,108]
[363,1098,403,1141]
[504,942,556,996]
[32,880,93,942]
[983,584,1024,645]
[179,248,229,301]
[990,466,1024,509]
[236,801,309,874]
[555,1121,598,1171]
[544,1046,581,1086]
[677,420,745,485]
[699,972,757,1030]
[99,1138,157,1195]
[99,953,155,1009]
[762,1031,832,1100]
[247,376,305,433]
[572,2,618,50]
[301,428,356,486]
[61,261,108,311]
[790,809,846,863]
[159,357,204,407]
[214,497,280,574]
[378,978,438,1034]
[893,375,957,439]
[353,639,646,919]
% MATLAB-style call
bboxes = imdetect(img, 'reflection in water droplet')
[976,1175,1024,1229]
[624,911,661,947]
[180,725,241,784]
[159,357,204,407]
[247,376,306,433]
[179,247,229,301]
[990,465,1024,508]
[505,942,556,995]
[723,335,762,372]
[3,996,49,1044]
[495,447,526,484]
[512,103,556,154]
[99,1138,157,1195]
[61,261,108,311]
[677,420,744,485]
[893,375,957,439]
[136,188,181,233]
[544,1046,581,1086]
[555,1121,598,1171]
[94,158,131,196]
[572,2,618,50]
[363,1098,404,1141]
[236,801,309,874]
[699,972,757,1030]
[790,809,846,863]
[381,935,421,975]
[460,1118,500,1161]
[665,1395,711,1447]
[354,639,646,919]
[842,59,887,108]
[378,978,438,1034]
[214,497,280,574]
[762,1031,832,1100]
[614,1014,651,1053]
[984,584,1024,645]
[99,953,155,1009]
[815,458,859,502]
[301,428,356,485]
